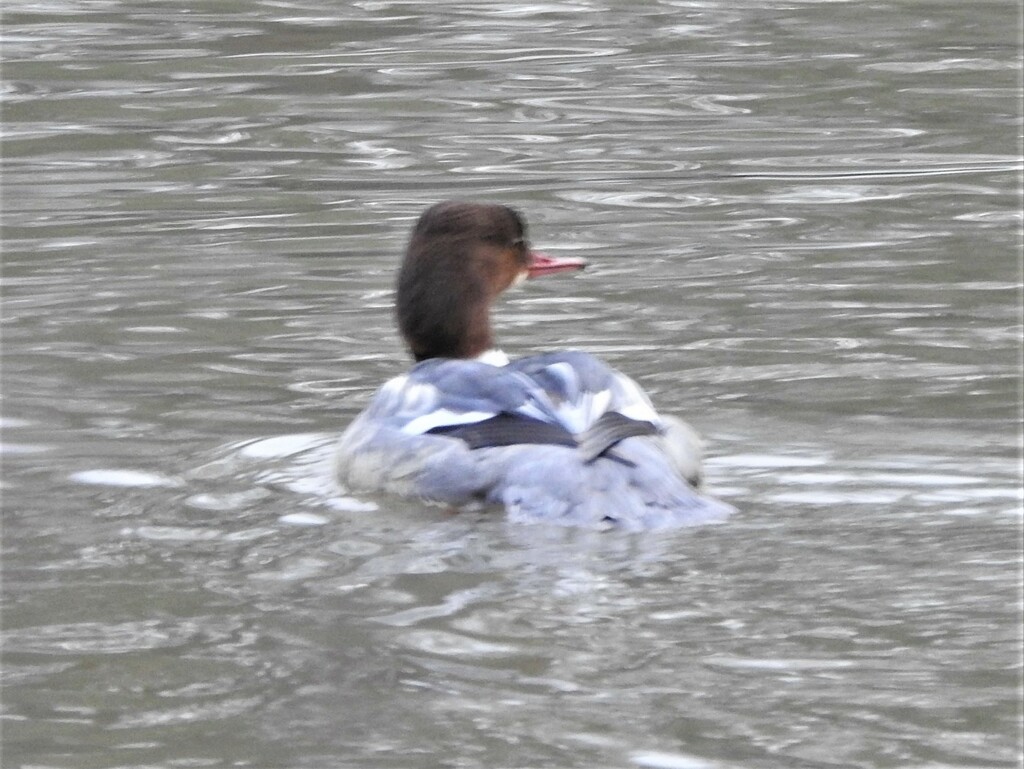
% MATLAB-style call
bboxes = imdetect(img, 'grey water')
[2,1,1022,767]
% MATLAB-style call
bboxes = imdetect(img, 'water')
[2,1,1022,767]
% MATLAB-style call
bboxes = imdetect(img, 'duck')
[335,201,733,530]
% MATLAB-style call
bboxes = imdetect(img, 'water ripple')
[3,1,1020,767]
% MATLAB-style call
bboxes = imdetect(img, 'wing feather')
[360,351,661,439]
[362,359,549,435]
[508,351,661,432]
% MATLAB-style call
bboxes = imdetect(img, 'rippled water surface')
[3,1,1022,767]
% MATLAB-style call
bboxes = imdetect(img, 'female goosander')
[335,201,733,530]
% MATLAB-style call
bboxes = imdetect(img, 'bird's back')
[336,350,732,529]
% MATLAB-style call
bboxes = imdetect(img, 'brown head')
[396,201,585,361]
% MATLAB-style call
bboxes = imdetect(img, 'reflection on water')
[2,0,1021,767]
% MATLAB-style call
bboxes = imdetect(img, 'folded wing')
[364,350,662,440]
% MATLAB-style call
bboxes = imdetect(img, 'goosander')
[335,201,733,529]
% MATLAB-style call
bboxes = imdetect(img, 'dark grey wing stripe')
[428,410,658,462]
